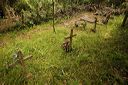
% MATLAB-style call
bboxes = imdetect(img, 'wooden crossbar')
[8,55,32,68]
[65,34,77,39]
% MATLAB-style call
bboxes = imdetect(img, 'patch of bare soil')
[61,12,104,27]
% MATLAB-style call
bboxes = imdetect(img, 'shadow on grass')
[97,25,128,84]
[65,25,128,84]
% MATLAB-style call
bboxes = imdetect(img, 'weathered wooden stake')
[121,9,128,27]
[21,10,24,25]
[91,17,97,33]
[94,17,97,31]
[52,0,56,33]
[69,29,74,49]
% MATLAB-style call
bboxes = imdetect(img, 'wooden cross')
[6,50,33,79]
[7,50,32,69]
[52,0,56,33]
[65,29,76,51]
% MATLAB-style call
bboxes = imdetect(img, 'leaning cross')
[65,29,76,50]
[6,50,33,79]
[8,50,32,69]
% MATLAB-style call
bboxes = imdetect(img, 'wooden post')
[94,17,97,30]
[122,15,127,27]
[70,29,73,50]
[21,10,24,25]
[52,0,56,33]
[70,0,73,13]
[91,17,97,33]
[121,8,128,27]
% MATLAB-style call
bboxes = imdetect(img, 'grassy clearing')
[0,15,128,85]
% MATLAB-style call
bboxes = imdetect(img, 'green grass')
[0,15,128,85]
